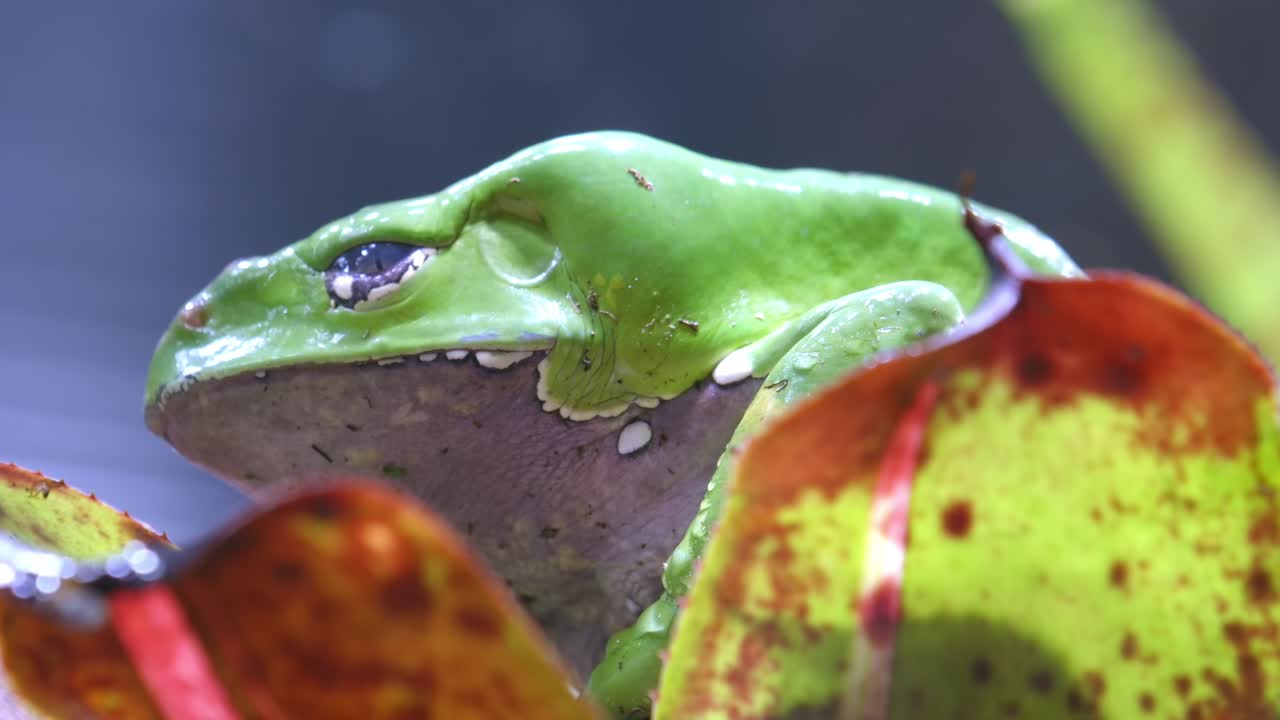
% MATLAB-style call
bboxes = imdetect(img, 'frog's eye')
[324,242,436,310]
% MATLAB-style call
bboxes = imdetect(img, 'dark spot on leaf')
[972,656,992,685]
[941,500,973,538]
[1065,689,1092,714]
[1109,560,1129,590]
[1238,652,1262,688]
[1017,352,1053,386]
[270,561,306,583]
[455,606,500,637]
[1174,674,1191,697]
[381,567,433,615]
[1245,566,1273,602]
[1100,361,1143,396]
[389,703,428,720]
[1121,631,1138,660]
[1082,671,1105,699]
[1248,515,1279,544]
[1028,671,1054,694]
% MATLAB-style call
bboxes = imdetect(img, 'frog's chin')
[145,350,762,675]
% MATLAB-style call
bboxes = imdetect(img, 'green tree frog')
[144,132,1079,717]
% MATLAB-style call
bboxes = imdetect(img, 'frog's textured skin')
[145,132,1079,718]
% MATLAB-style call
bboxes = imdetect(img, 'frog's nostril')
[180,296,210,329]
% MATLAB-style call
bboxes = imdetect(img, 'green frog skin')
[144,132,1080,717]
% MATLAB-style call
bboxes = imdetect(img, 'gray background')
[1,2,1277,545]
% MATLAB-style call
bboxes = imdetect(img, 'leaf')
[659,230,1280,717]
[0,463,172,720]
[1,594,161,719]
[1,482,602,720]
[0,462,171,559]
[1000,0,1280,362]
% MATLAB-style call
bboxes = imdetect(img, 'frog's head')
[146,142,579,413]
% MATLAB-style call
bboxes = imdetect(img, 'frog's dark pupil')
[329,242,416,276]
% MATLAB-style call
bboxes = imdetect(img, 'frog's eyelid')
[325,247,437,311]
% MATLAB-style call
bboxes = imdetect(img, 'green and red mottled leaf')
[2,482,601,720]
[659,248,1280,717]
[0,463,171,559]
[2,594,162,719]
[0,463,173,719]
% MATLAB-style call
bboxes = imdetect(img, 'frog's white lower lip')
[379,348,538,370]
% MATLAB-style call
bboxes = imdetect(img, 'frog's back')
[487,132,1078,355]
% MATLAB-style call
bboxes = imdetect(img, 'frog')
[144,131,1080,718]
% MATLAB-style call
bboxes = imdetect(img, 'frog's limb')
[587,280,967,718]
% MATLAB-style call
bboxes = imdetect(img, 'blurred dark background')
[1,2,1276,545]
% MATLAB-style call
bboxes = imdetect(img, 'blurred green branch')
[1000,0,1280,363]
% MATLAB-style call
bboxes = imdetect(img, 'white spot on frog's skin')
[713,348,753,385]
[445,350,469,360]
[377,357,404,366]
[618,420,652,455]
[332,275,354,301]
[475,350,533,370]
[254,371,267,379]
[418,352,438,363]
[635,396,661,409]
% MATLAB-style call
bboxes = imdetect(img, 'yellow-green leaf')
[0,462,171,559]
[660,256,1279,717]
[1000,0,1280,362]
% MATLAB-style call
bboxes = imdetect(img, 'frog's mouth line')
[369,348,535,370]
